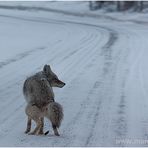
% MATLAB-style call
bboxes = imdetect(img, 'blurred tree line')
[89,1,145,12]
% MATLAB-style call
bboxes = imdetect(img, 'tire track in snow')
[134,47,148,144]
[109,29,140,146]
[85,29,118,146]
[0,46,46,69]
[0,38,62,70]
[112,29,148,146]
[101,31,118,76]
[113,66,130,146]
[115,95,127,140]
[85,27,134,146]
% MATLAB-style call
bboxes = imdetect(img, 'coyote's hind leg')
[52,123,60,136]
[29,118,42,135]
[38,117,44,135]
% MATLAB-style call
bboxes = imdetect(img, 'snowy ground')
[0,1,148,147]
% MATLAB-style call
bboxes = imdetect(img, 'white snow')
[0,1,148,147]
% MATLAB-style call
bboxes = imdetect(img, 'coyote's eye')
[53,78,57,81]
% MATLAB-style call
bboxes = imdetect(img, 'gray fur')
[23,75,54,108]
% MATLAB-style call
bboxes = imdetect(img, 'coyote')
[23,64,65,136]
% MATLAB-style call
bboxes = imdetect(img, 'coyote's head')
[43,64,66,88]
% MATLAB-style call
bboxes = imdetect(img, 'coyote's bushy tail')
[47,102,64,128]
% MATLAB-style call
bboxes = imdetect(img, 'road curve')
[0,7,148,147]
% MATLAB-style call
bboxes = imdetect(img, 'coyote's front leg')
[25,117,31,134]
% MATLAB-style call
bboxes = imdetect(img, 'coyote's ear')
[43,64,52,74]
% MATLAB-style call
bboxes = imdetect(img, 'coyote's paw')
[24,130,30,134]
[55,132,60,136]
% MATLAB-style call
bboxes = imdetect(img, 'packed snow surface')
[0,1,148,147]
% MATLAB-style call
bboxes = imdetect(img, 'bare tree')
[89,1,105,11]
[117,1,121,11]
[89,1,144,12]
[136,1,143,11]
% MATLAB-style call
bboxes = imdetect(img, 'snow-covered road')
[0,2,148,146]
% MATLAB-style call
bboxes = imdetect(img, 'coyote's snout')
[23,64,65,136]
[50,77,66,88]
